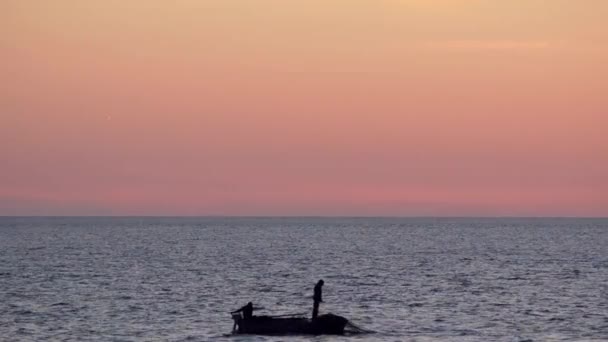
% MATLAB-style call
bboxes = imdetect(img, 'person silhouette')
[231,302,254,320]
[312,279,324,319]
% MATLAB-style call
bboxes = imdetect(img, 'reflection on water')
[1,217,607,341]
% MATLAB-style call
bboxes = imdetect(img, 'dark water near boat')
[1,217,607,341]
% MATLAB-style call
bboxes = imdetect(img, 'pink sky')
[1,1,607,216]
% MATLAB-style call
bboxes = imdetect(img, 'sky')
[1,0,607,216]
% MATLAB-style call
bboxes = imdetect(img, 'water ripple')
[1,217,607,341]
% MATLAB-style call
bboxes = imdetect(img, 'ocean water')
[1,217,607,341]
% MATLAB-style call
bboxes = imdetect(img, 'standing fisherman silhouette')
[312,279,324,319]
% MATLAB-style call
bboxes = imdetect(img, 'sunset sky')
[1,1,607,216]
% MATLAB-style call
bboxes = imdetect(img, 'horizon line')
[1,215,606,219]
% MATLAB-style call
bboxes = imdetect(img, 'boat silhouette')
[230,281,371,335]
[232,312,349,335]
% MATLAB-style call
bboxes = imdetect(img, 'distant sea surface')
[1,217,607,341]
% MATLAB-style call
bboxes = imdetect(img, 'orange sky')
[1,0,607,216]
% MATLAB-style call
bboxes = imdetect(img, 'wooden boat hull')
[234,313,348,335]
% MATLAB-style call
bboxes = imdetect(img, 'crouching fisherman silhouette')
[232,302,254,320]
[231,302,266,332]
[312,279,324,319]
[231,302,254,332]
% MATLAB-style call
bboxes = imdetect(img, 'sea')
[0,217,606,341]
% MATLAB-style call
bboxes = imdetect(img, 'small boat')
[230,281,371,336]
[232,313,348,335]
